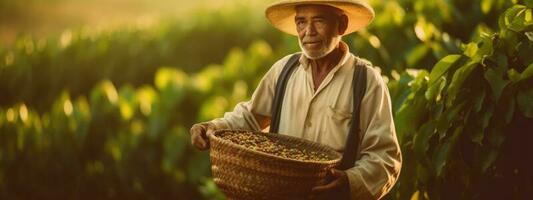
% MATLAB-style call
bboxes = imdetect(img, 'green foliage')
[0,5,282,112]
[389,4,533,199]
[0,39,275,199]
[351,0,519,75]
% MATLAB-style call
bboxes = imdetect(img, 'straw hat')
[265,0,374,36]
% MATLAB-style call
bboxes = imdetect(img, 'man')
[189,0,402,199]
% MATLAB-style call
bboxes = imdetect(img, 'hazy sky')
[0,0,277,45]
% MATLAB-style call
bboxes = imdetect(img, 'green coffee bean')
[218,131,330,161]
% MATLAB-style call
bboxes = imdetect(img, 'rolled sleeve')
[345,67,402,200]
[209,101,260,130]
[209,54,294,131]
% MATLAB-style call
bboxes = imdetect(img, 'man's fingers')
[330,169,344,178]
[311,179,340,194]
[205,125,215,137]
[190,124,210,150]
[189,124,204,136]
[311,169,345,194]
[191,131,207,149]
[193,134,207,148]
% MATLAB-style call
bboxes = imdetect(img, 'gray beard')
[298,37,341,60]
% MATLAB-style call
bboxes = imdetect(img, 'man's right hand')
[189,122,216,150]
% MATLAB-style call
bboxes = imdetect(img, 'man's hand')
[309,168,350,200]
[189,122,216,150]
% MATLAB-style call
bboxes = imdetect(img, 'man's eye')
[296,21,306,28]
[315,19,326,24]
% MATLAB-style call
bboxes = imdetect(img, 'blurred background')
[1,0,532,199]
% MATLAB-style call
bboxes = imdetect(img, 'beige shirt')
[210,42,402,200]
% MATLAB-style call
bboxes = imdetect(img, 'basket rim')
[209,129,342,165]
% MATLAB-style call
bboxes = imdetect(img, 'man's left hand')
[309,168,350,199]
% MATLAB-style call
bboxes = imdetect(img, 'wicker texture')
[209,129,342,200]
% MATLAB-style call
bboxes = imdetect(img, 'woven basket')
[208,129,342,200]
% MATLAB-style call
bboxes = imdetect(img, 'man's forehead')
[295,4,342,17]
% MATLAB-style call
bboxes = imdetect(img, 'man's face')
[295,5,345,59]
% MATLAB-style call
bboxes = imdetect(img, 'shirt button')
[307,121,312,127]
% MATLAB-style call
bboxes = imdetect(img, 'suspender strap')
[338,60,367,170]
[270,53,301,133]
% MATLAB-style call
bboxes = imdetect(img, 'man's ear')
[338,14,349,35]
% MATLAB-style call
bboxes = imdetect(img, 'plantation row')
[0,40,276,199]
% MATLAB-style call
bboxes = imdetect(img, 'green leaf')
[526,32,533,41]
[446,61,479,107]
[526,8,532,22]
[390,72,415,112]
[415,164,430,186]
[499,5,526,30]
[486,121,506,147]
[504,94,516,124]
[507,69,522,82]
[508,9,528,31]
[431,102,445,121]
[414,16,436,42]
[484,68,510,102]
[478,33,495,57]
[481,148,499,173]
[521,63,533,80]
[155,68,188,92]
[527,0,533,8]
[396,93,429,142]
[437,101,466,140]
[428,55,462,85]
[471,116,487,144]
[517,87,533,117]
[413,121,437,161]
[494,53,509,73]
[502,5,529,31]
[409,70,430,92]
[433,125,463,177]
[425,77,446,101]
[517,41,533,68]
[463,42,479,58]
[410,190,429,200]
[481,0,493,14]
[472,89,486,112]
[407,44,430,67]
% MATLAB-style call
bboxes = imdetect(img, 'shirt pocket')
[328,105,352,121]
[325,105,352,149]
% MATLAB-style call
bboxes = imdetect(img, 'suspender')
[270,53,301,134]
[270,53,368,170]
[338,59,367,170]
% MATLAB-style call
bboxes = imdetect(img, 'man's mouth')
[304,41,321,45]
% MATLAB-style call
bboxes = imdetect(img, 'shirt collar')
[298,40,350,70]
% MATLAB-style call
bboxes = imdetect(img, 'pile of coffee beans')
[217,131,329,161]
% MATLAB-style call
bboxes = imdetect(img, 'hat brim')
[265,0,374,36]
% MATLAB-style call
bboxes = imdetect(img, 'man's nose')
[304,23,317,36]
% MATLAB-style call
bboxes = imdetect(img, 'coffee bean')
[218,131,330,162]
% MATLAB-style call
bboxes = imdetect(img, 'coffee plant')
[389,3,533,199]
[1,0,531,199]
